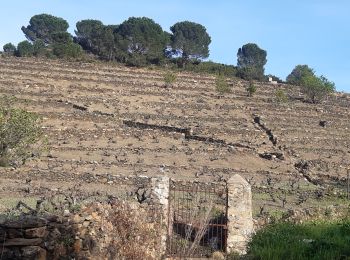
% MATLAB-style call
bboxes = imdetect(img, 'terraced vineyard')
[0,57,349,218]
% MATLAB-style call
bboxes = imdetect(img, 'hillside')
[0,57,349,217]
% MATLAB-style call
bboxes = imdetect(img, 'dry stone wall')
[0,201,164,260]
[0,215,73,259]
[0,174,254,258]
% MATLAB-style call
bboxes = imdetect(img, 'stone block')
[25,226,48,238]
[2,217,48,229]
[7,228,23,239]
[3,238,43,246]
[0,227,5,240]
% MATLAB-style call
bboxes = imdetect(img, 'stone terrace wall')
[1,215,73,259]
[0,175,253,258]
[0,201,164,260]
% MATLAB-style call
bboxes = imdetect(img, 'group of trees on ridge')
[2,14,335,103]
[4,14,213,67]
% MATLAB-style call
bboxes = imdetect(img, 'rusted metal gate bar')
[167,181,228,258]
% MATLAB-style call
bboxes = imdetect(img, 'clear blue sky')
[1,0,349,92]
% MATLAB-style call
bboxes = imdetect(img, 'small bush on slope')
[215,74,231,94]
[0,96,43,166]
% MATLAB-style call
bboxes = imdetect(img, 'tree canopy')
[10,13,338,89]
[237,43,267,80]
[3,43,16,52]
[18,14,215,67]
[21,14,69,44]
[51,31,73,44]
[286,65,315,85]
[33,40,46,56]
[18,14,84,59]
[3,43,16,55]
[286,65,335,103]
[75,20,116,60]
[300,74,335,103]
[116,17,169,65]
[170,21,211,62]
[75,20,105,53]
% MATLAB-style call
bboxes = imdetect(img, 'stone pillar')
[227,174,254,254]
[150,176,170,256]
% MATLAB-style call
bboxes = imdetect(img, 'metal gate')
[167,181,228,258]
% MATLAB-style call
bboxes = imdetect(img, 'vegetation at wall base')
[169,21,211,66]
[244,220,350,260]
[21,13,69,44]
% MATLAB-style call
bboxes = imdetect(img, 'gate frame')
[166,181,229,258]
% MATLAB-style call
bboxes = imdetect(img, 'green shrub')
[246,220,350,260]
[184,61,237,77]
[0,96,43,166]
[215,75,231,94]
[275,89,288,103]
[52,42,83,59]
[246,81,257,97]
[125,53,148,67]
[165,59,237,77]
[301,75,335,103]
[16,41,34,57]
[236,66,265,81]
[163,71,177,87]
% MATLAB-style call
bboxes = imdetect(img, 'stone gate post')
[150,176,170,257]
[227,174,254,254]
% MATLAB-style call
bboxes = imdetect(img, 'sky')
[1,0,349,92]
